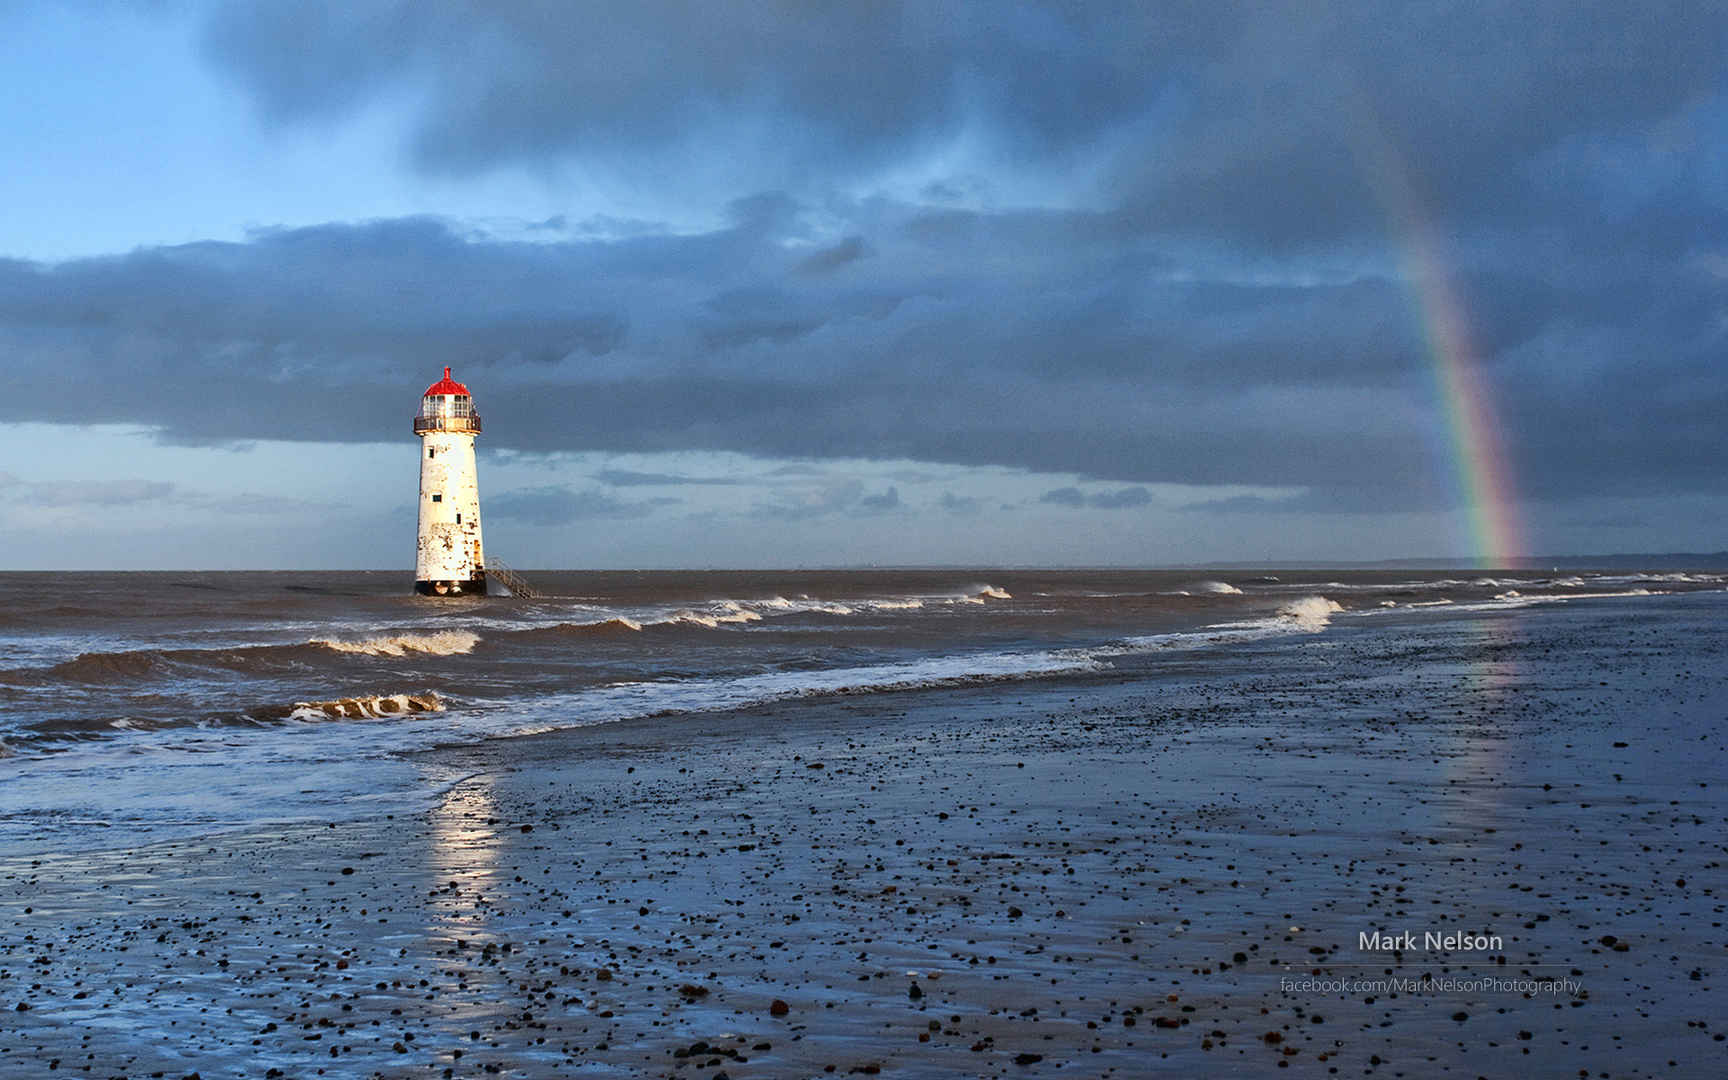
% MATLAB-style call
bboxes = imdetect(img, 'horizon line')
[3,551,1724,574]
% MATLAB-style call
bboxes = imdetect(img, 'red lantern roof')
[423,366,471,397]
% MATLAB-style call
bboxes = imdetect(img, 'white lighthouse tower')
[414,367,487,595]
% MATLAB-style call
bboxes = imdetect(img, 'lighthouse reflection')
[425,771,508,944]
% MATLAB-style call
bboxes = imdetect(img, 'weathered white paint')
[416,401,484,589]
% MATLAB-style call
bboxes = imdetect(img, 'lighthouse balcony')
[413,413,482,434]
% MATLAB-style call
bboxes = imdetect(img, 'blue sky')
[2,2,1724,568]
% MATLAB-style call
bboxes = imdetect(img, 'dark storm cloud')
[200,3,1728,247]
[201,1,1162,184]
[5,2,1725,524]
[1,202,1723,514]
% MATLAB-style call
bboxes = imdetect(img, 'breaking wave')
[1276,596,1345,632]
[751,595,857,616]
[11,692,446,748]
[664,602,764,628]
[538,594,933,631]
[3,631,481,686]
[526,617,644,637]
[311,630,480,656]
[864,598,925,611]
[1192,580,1244,595]
[281,693,445,723]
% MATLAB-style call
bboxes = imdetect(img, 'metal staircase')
[486,557,538,599]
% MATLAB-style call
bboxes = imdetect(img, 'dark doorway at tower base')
[413,576,489,597]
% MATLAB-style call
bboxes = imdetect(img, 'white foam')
[753,595,857,616]
[482,591,962,632]
[1257,580,1358,591]
[643,594,900,628]
[710,600,766,623]
[663,610,720,629]
[971,585,1012,601]
[1275,595,1345,632]
[1098,626,1271,656]
[1439,588,1661,613]
[1100,595,1347,655]
[545,647,1104,723]
[285,693,444,722]
[311,630,480,657]
[1191,580,1244,595]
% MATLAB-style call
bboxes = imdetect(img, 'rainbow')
[1348,106,1525,568]
[1398,226,1525,567]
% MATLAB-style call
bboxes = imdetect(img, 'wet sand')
[2,597,1725,1077]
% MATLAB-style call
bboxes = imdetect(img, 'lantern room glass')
[420,394,474,420]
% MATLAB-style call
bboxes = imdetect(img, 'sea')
[1,568,1721,856]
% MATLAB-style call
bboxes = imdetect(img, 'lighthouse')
[413,367,487,596]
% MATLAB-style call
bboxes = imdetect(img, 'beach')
[9,3,1727,1077]
[2,588,1723,1077]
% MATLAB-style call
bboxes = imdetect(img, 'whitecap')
[311,630,480,657]
[1276,596,1345,632]
[1191,580,1244,595]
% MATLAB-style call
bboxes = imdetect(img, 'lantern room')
[414,366,482,434]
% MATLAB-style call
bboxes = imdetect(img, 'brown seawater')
[0,568,1720,853]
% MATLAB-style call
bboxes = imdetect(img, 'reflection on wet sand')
[424,770,506,943]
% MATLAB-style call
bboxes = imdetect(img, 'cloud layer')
[3,1,1724,542]
[5,191,1721,516]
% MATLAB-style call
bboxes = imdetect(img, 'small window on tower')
[456,513,462,524]
[432,494,442,503]
[428,448,435,458]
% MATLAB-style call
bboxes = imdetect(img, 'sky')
[1,1,1724,569]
